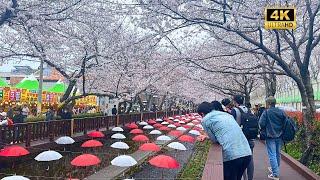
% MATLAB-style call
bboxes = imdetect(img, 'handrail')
[0,111,190,148]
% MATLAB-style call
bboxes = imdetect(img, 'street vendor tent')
[15,75,39,91]
[47,80,66,93]
[0,78,9,87]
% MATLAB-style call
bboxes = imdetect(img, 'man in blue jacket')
[198,101,252,180]
[259,96,286,180]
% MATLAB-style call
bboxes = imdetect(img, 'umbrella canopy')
[179,121,186,124]
[168,130,183,137]
[195,124,203,128]
[55,136,75,145]
[71,154,101,167]
[125,123,138,129]
[153,123,162,128]
[178,135,195,143]
[47,80,66,93]
[111,155,137,167]
[1,176,30,180]
[189,130,201,136]
[15,75,39,91]
[161,122,169,125]
[173,123,181,127]
[149,155,179,169]
[139,143,160,152]
[156,135,171,141]
[132,135,149,142]
[155,119,163,122]
[168,117,174,120]
[112,127,124,132]
[0,78,9,87]
[167,142,187,151]
[143,125,154,130]
[158,126,171,131]
[173,119,180,122]
[35,150,63,162]
[176,127,187,131]
[130,129,143,134]
[148,120,157,125]
[167,124,176,128]
[0,146,29,157]
[187,123,194,126]
[139,122,148,126]
[87,131,105,138]
[111,133,126,140]
[182,125,191,129]
[81,140,103,148]
[149,130,162,135]
[111,142,130,150]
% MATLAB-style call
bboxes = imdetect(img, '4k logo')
[264,7,296,29]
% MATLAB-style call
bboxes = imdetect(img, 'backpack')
[237,107,259,139]
[281,116,297,142]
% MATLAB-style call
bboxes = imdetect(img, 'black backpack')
[281,116,297,142]
[237,108,259,139]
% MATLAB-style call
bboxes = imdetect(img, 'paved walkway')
[202,141,308,180]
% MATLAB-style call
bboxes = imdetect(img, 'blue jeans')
[266,138,282,177]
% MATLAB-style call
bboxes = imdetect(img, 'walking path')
[202,141,309,180]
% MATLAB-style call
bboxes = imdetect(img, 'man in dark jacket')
[13,108,24,124]
[259,96,286,180]
[112,105,117,116]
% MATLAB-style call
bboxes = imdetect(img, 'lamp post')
[37,58,44,115]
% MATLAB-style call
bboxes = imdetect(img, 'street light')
[37,58,44,115]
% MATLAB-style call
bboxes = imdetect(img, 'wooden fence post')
[116,115,119,126]
[70,119,74,137]
[25,124,31,147]
[140,112,143,121]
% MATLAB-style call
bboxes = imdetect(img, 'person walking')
[112,105,117,116]
[231,95,256,180]
[197,101,252,180]
[221,98,233,113]
[45,107,55,121]
[259,96,286,180]
[21,104,30,120]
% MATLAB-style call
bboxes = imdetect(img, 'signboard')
[264,7,296,29]
[0,88,3,101]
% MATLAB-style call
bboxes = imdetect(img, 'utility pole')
[37,58,44,115]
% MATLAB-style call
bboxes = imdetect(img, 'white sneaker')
[268,167,273,173]
[268,174,280,180]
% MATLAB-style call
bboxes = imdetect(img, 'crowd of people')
[197,95,288,180]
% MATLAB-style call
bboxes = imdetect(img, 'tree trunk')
[263,73,277,97]
[158,95,167,111]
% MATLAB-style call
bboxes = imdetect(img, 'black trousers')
[223,155,252,180]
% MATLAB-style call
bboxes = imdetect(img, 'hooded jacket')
[202,110,252,162]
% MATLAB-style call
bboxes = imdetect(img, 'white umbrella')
[112,127,124,132]
[139,122,148,126]
[161,122,169,125]
[1,176,30,180]
[192,120,199,123]
[156,135,171,141]
[189,130,201,136]
[179,121,186,124]
[149,130,162,135]
[176,127,187,131]
[167,142,187,151]
[167,124,176,128]
[156,119,163,122]
[111,133,126,140]
[143,125,154,130]
[111,155,137,167]
[181,115,185,117]
[111,142,130,150]
[55,136,75,145]
[187,123,194,126]
[35,150,63,162]
[168,117,174,120]
[176,116,180,118]
[196,124,203,129]
[173,119,180,122]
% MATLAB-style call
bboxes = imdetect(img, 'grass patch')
[177,140,211,179]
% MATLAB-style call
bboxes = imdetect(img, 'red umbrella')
[71,154,101,167]
[0,146,29,157]
[158,126,171,131]
[173,123,181,127]
[132,135,149,142]
[81,140,103,148]
[87,131,105,138]
[149,155,179,169]
[166,120,174,124]
[126,123,138,129]
[139,143,160,152]
[130,129,143,134]
[178,135,195,143]
[193,127,203,131]
[182,125,191,129]
[168,130,183,137]
[148,120,157,125]
[153,123,162,128]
